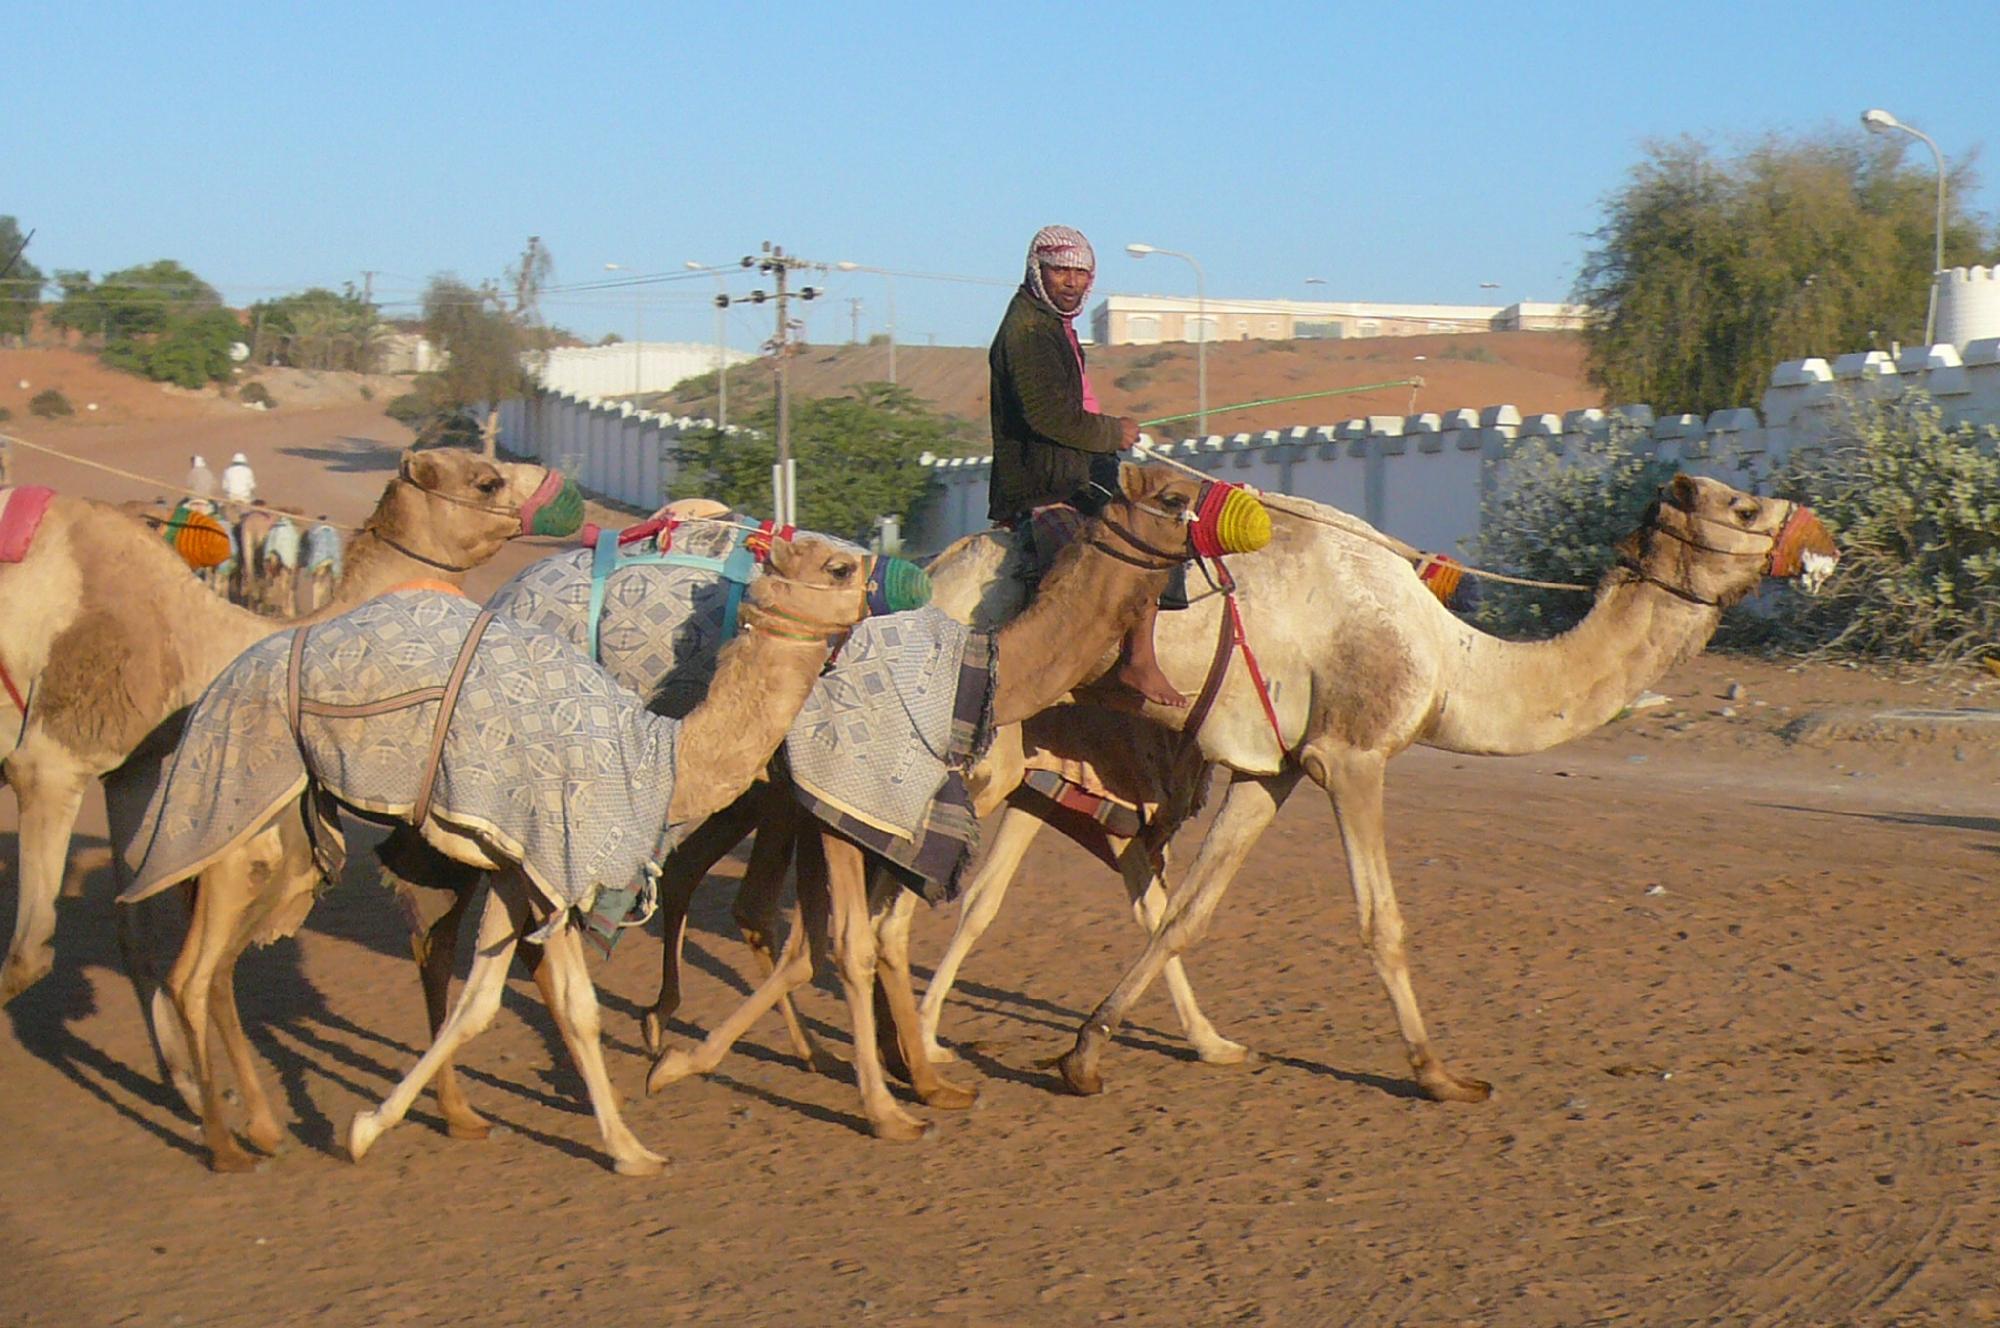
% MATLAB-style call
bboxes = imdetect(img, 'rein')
[368,529,476,574]
[737,600,852,645]
[1087,513,1188,570]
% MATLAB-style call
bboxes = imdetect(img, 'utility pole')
[847,297,863,344]
[716,243,823,525]
[361,270,376,307]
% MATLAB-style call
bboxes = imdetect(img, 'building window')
[1184,314,1218,344]
[1296,320,1345,340]
[1357,320,1380,338]
[1126,314,1161,344]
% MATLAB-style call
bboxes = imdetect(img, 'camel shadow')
[1755,802,2000,837]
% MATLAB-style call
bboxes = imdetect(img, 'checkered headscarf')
[1025,225,1095,318]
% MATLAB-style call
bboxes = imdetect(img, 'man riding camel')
[987,224,1186,707]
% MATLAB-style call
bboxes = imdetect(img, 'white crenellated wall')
[904,340,2000,555]
[530,342,757,400]
[501,339,2000,554]
[1938,266,2000,349]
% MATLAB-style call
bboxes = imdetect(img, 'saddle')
[0,485,55,564]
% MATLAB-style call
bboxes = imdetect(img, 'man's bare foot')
[1116,660,1188,708]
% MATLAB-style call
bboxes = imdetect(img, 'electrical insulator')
[714,294,729,308]
[751,290,766,303]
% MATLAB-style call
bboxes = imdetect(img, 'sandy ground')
[3,361,1998,1326]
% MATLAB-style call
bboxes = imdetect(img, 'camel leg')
[349,879,526,1165]
[210,951,286,1154]
[409,882,494,1140]
[1308,749,1490,1103]
[1057,769,1300,1096]
[646,834,833,1094]
[1115,837,1249,1065]
[822,834,929,1140]
[641,794,762,1057]
[731,803,833,1068]
[916,800,1044,1064]
[871,886,977,1109]
[534,914,667,1177]
[0,745,91,1004]
[161,844,270,1172]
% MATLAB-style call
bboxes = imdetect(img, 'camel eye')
[1733,502,1758,525]
[825,558,857,581]
[1161,492,1188,511]
[477,476,505,495]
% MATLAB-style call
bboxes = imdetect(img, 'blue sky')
[11,0,1997,350]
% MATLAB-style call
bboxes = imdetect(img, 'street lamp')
[1128,242,1206,435]
[685,261,729,429]
[1862,107,1947,346]
[835,261,896,384]
[603,262,642,395]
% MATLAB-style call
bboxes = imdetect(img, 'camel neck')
[988,537,1170,726]
[665,619,830,825]
[1427,576,1721,756]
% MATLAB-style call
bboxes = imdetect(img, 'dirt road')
[2,648,1995,1326]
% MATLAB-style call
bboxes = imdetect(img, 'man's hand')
[1118,416,1141,448]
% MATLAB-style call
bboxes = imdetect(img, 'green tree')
[669,383,956,541]
[100,307,243,388]
[249,285,384,371]
[0,216,43,341]
[51,259,221,342]
[422,273,529,408]
[1576,134,1999,417]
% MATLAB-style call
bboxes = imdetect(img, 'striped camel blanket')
[115,590,685,939]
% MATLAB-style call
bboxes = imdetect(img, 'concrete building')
[1089,294,1587,345]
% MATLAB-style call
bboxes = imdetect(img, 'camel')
[642,474,1837,1119]
[914,474,1836,1102]
[642,464,1261,1139]
[0,448,581,1004]
[124,535,868,1173]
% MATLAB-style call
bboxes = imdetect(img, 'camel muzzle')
[1189,481,1273,558]
[520,471,584,538]
[1767,505,1838,594]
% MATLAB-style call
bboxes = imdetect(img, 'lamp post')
[603,262,642,395]
[1862,107,1947,347]
[1128,242,1206,435]
[685,261,729,430]
[835,261,896,384]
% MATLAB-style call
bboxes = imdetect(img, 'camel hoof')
[645,1050,702,1095]
[870,1113,933,1143]
[0,955,47,1006]
[640,1010,668,1060]
[1055,1048,1104,1097]
[208,1139,260,1174]
[918,1078,979,1111]
[1418,1067,1493,1104]
[445,1116,492,1142]
[347,1110,384,1163]
[1198,1040,1255,1067]
[245,1118,288,1155]
[614,1148,669,1178]
[921,1039,960,1065]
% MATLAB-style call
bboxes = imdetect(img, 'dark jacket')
[987,289,1125,524]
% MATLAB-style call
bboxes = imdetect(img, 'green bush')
[29,388,72,419]
[1760,392,2000,661]
[239,381,276,408]
[384,390,428,425]
[1468,419,1679,636]
[0,405,12,424]
[101,308,243,389]
[1113,369,1152,392]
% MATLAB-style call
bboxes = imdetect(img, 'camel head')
[1616,474,1839,609]
[1103,462,1273,567]
[378,448,584,567]
[739,534,871,642]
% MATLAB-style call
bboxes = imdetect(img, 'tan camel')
[135,535,866,1174]
[936,474,1832,1100]
[652,475,1837,1117]
[643,464,1237,1139]
[0,449,575,1004]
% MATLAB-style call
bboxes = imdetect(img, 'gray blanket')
[784,606,975,842]
[487,521,866,716]
[117,591,682,925]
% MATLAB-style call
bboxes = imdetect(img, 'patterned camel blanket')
[115,591,684,936]
[785,606,996,904]
[485,519,766,715]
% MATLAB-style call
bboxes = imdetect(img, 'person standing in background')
[221,452,257,506]
[185,454,218,503]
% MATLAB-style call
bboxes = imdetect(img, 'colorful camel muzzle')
[1189,480,1273,558]
[1766,503,1838,594]
[518,471,585,538]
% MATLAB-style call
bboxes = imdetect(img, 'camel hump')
[0,485,57,563]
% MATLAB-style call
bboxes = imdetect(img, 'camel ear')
[403,450,442,491]
[1118,461,1167,502]
[1665,474,1698,511]
[765,536,801,578]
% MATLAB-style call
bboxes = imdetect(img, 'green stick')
[1138,377,1422,429]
